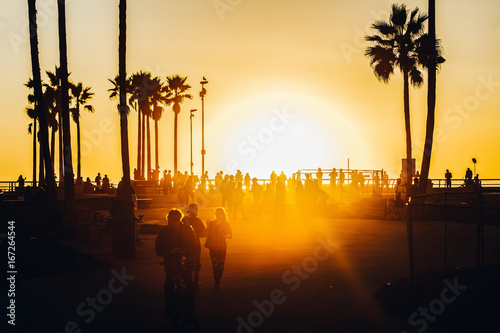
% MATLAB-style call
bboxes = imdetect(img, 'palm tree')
[418,0,445,194]
[151,79,170,173]
[165,75,192,173]
[365,4,428,191]
[70,82,95,183]
[57,0,78,227]
[44,68,64,183]
[130,71,150,179]
[25,78,38,187]
[113,0,135,257]
[27,0,61,227]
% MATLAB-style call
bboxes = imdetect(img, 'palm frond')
[409,66,424,88]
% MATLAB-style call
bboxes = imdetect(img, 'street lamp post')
[200,77,208,175]
[190,109,197,176]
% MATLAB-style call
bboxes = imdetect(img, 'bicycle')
[161,255,198,332]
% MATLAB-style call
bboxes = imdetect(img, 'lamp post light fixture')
[472,157,477,176]
[200,77,208,175]
[190,109,197,175]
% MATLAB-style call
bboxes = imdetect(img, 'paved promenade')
[6,205,498,332]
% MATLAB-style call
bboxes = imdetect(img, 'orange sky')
[1,0,499,182]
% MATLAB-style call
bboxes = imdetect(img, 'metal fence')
[407,189,500,286]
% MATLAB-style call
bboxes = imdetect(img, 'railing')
[429,178,500,188]
[0,181,38,192]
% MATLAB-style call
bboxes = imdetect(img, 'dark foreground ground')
[1,202,499,333]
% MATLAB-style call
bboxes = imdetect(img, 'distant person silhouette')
[182,203,206,290]
[95,173,102,190]
[244,173,251,191]
[474,174,481,189]
[155,208,200,328]
[329,168,337,192]
[84,177,94,193]
[445,169,452,188]
[201,171,209,190]
[465,167,473,186]
[279,171,287,185]
[233,182,246,220]
[338,169,345,187]
[275,177,286,208]
[251,178,263,205]
[316,168,323,187]
[204,207,232,290]
[382,171,389,193]
[102,175,110,192]
[294,179,306,213]
[17,175,26,190]
[373,172,380,193]
[270,171,277,187]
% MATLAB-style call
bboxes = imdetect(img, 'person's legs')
[163,272,175,317]
[192,250,201,289]
[210,249,226,288]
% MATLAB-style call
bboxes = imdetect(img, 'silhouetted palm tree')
[418,0,445,194]
[27,0,61,227]
[25,78,38,187]
[114,0,135,257]
[44,67,65,183]
[165,75,192,173]
[57,0,78,226]
[130,71,151,179]
[70,82,95,182]
[365,4,427,189]
[151,80,170,172]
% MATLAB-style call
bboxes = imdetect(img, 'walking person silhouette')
[155,209,202,329]
[182,203,206,290]
[204,207,232,290]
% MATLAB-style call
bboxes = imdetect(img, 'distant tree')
[165,75,192,174]
[70,82,95,182]
[365,4,428,192]
[25,78,38,187]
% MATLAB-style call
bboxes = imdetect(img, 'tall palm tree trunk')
[57,0,77,227]
[76,117,81,180]
[33,111,37,187]
[51,127,56,168]
[114,0,135,258]
[403,71,413,191]
[154,119,159,171]
[147,114,151,180]
[27,0,61,227]
[58,112,63,184]
[39,133,44,185]
[141,110,145,179]
[136,104,141,179]
[419,0,436,194]
[174,112,178,174]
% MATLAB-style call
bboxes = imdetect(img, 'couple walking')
[155,204,233,327]
[182,204,233,290]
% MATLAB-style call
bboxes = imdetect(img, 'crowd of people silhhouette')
[11,163,485,213]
